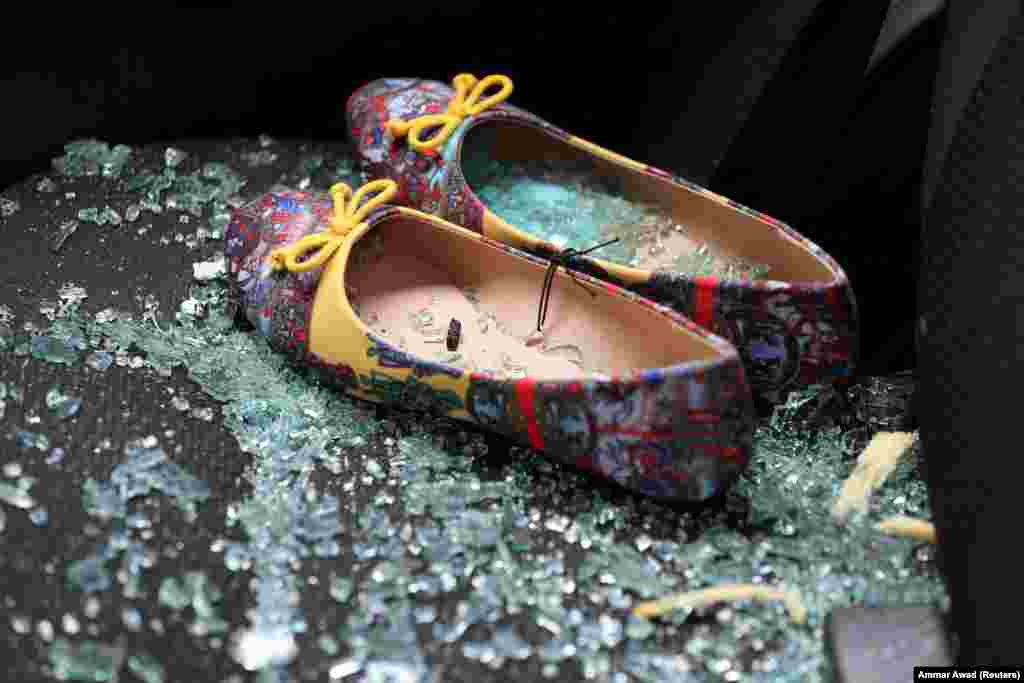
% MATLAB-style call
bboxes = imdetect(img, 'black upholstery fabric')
[918,2,1024,665]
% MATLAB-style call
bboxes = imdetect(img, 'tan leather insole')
[345,216,721,381]
[464,122,836,282]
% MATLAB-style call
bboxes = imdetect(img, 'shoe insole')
[343,220,720,381]
[346,231,596,380]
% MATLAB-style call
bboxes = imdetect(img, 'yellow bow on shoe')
[386,73,513,153]
[269,179,398,273]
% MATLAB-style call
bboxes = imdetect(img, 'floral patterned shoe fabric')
[224,179,758,502]
[345,75,859,402]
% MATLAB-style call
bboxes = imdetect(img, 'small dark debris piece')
[446,318,462,352]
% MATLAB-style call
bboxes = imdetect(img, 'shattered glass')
[192,254,226,282]
[57,433,211,604]
[127,653,166,683]
[52,220,80,253]
[48,638,122,682]
[164,147,188,168]
[29,508,49,526]
[53,139,132,178]
[3,138,946,683]
[85,351,113,371]
[463,153,771,279]
[46,387,82,419]
[30,334,80,365]
[82,437,210,519]
[0,196,21,217]
[0,480,36,509]
[159,572,228,635]
[14,428,50,452]
[242,150,279,167]
[77,206,122,227]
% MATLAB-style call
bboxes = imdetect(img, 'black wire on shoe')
[536,238,620,332]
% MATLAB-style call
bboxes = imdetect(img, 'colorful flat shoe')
[223,178,757,502]
[345,74,858,402]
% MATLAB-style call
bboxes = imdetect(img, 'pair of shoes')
[224,73,857,501]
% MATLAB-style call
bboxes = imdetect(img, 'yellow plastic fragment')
[831,431,917,522]
[632,583,807,625]
[876,515,937,543]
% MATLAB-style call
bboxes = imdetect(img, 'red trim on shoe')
[694,276,718,329]
[515,378,545,451]
[825,285,839,310]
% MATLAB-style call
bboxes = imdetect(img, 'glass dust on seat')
[462,153,772,281]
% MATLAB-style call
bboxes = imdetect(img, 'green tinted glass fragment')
[14,429,50,452]
[30,335,79,365]
[0,481,35,508]
[158,577,191,610]
[48,638,120,682]
[66,555,112,593]
[127,653,165,683]
[46,387,82,419]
